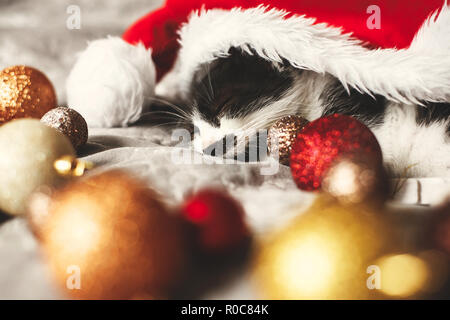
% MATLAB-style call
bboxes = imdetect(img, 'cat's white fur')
[372,103,450,177]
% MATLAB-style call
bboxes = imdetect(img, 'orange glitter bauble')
[40,170,187,299]
[0,66,56,124]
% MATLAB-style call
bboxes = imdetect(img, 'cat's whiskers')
[146,97,192,119]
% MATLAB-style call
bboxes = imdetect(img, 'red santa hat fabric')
[123,0,446,81]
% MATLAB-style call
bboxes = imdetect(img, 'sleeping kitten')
[183,47,450,177]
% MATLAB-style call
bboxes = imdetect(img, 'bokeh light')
[275,233,337,298]
[377,254,429,298]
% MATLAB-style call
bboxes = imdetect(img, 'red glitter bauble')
[290,114,383,191]
[181,189,249,252]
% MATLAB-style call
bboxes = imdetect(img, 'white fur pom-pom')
[66,37,155,127]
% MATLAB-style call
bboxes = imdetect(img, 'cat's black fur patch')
[190,47,294,126]
[416,102,450,133]
[320,80,387,127]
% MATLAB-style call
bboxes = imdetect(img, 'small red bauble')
[290,114,383,191]
[181,189,249,252]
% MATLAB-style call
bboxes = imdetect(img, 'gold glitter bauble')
[40,170,187,299]
[253,196,394,299]
[0,66,57,124]
[267,115,309,165]
[0,119,75,216]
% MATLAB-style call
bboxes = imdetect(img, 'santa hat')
[66,0,450,127]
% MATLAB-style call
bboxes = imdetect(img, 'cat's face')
[187,48,391,157]
[189,48,298,155]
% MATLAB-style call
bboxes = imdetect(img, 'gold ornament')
[253,196,394,299]
[0,66,56,124]
[267,115,309,165]
[374,250,448,299]
[0,119,75,216]
[40,170,187,299]
[322,157,388,206]
[54,155,93,177]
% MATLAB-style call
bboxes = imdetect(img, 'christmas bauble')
[0,66,56,124]
[181,189,249,252]
[322,156,389,205]
[267,115,309,165]
[40,170,187,299]
[0,119,75,216]
[41,107,88,150]
[375,253,429,298]
[253,196,394,299]
[290,114,382,191]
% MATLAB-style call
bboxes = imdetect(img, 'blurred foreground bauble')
[253,196,393,299]
[0,66,56,123]
[0,119,75,216]
[39,170,187,299]
[41,107,88,150]
[181,189,249,253]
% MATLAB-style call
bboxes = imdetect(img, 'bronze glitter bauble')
[41,107,88,150]
[253,196,394,299]
[40,170,187,299]
[0,66,57,124]
[267,115,309,165]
